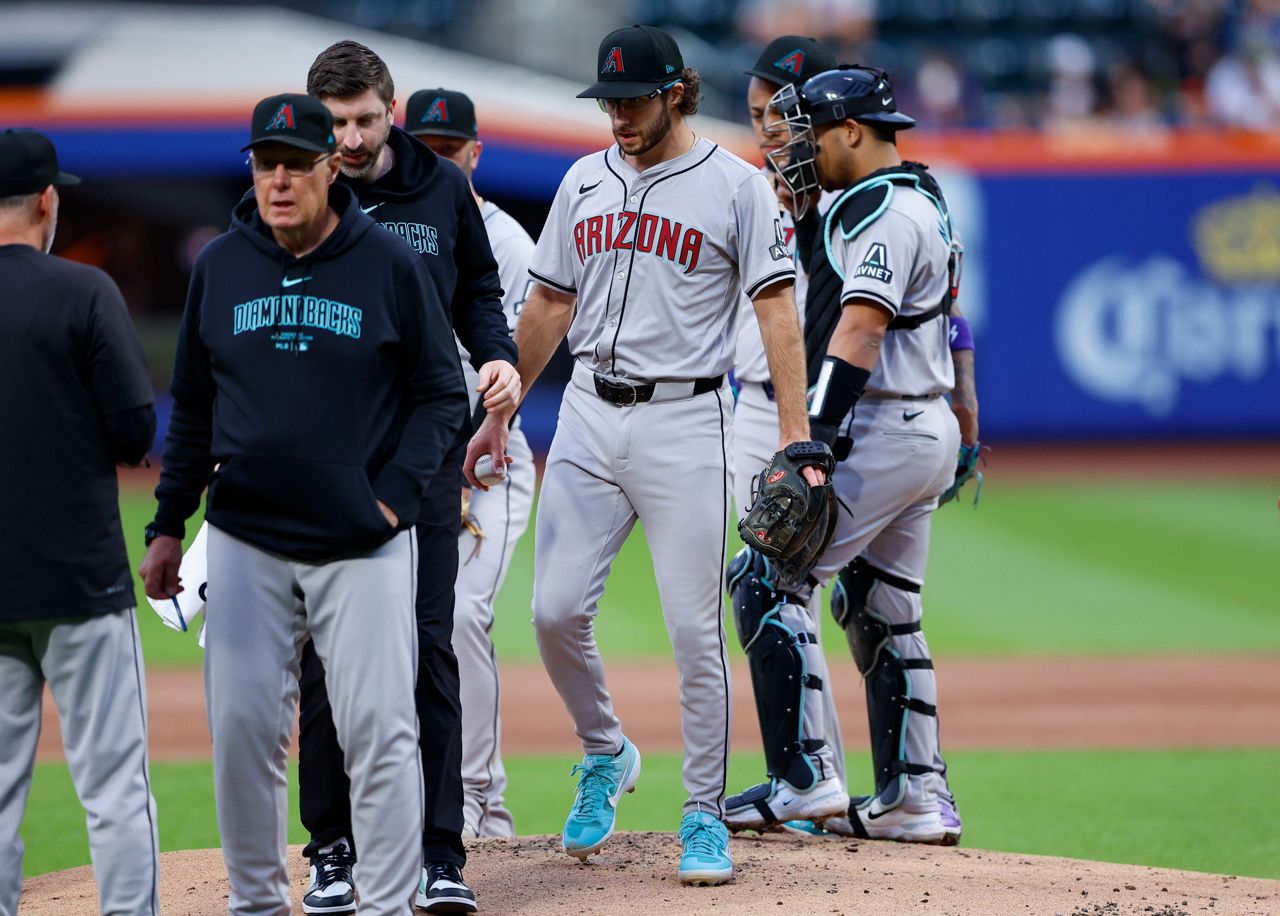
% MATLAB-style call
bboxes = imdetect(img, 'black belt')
[900,392,943,401]
[592,373,724,407]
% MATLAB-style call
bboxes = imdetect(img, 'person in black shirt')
[296,42,519,915]
[139,95,467,916]
[0,129,159,916]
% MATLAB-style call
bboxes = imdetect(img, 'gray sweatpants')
[205,526,422,916]
[533,373,734,816]
[0,609,159,916]
[455,426,534,838]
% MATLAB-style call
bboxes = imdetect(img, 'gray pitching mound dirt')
[18,834,1278,915]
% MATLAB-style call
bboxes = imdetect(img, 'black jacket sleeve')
[84,272,156,462]
[152,264,217,539]
[450,184,517,369]
[103,405,157,465]
[371,261,469,526]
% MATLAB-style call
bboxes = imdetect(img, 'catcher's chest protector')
[803,162,955,388]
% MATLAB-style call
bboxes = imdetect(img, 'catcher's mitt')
[739,441,837,568]
[939,441,987,506]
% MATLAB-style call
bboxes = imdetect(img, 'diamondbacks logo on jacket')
[423,98,448,123]
[572,209,704,274]
[774,49,805,76]
[265,103,294,131]
[603,46,625,74]
[232,294,364,350]
[854,242,892,283]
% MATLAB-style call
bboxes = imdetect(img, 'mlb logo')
[423,97,449,123]
[603,46,625,74]
[265,103,294,131]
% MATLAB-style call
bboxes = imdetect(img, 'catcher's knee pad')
[831,557,938,801]
[728,548,826,791]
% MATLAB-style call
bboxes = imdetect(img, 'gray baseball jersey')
[457,202,535,403]
[530,137,795,817]
[529,137,797,380]
[831,190,955,397]
[455,200,536,837]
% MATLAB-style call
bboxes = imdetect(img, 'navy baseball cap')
[578,24,684,99]
[241,93,336,153]
[0,129,80,197]
[800,66,916,130]
[745,36,838,89]
[405,89,478,139]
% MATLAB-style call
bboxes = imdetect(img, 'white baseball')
[474,453,506,487]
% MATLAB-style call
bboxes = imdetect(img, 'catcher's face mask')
[765,83,821,219]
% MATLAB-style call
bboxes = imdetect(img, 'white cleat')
[825,794,947,844]
[724,776,850,833]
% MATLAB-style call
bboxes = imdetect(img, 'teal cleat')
[777,819,830,837]
[678,810,733,886]
[562,736,641,860]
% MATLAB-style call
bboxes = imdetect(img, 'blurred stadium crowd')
[257,0,1280,131]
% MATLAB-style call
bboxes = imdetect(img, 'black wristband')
[809,356,870,428]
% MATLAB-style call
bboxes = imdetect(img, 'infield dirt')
[19,835,1279,915]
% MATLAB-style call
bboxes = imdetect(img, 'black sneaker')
[415,861,477,913]
[303,839,356,914]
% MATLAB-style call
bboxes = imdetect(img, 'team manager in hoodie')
[289,41,520,914]
[139,94,468,916]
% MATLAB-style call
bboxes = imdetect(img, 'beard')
[339,133,388,180]
[614,103,672,157]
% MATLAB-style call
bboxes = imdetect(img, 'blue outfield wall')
[969,170,1280,440]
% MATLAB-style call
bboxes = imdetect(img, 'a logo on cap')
[265,103,295,131]
[603,46,625,74]
[423,97,449,123]
[774,49,805,76]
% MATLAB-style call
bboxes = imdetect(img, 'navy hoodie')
[341,127,516,402]
[151,183,467,561]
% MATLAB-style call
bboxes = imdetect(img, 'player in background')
[465,24,829,886]
[299,42,518,915]
[726,66,972,844]
[730,35,850,837]
[405,87,535,840]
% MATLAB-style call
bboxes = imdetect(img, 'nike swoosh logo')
[607,757,635,807]
[579,181,601,194]
[361,202,384,214]
[882,96,893,106]
[903,410,924,421]
[282,276,311,288]
[866,806,890,820]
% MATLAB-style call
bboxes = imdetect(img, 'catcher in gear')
[725,65,978,845]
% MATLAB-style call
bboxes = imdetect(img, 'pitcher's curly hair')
[675,68,701,116]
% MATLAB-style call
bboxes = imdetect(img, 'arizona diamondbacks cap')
[577,24,684,99]
[405,89,478,139]
[241,93,336,153]
[745,36,838,89]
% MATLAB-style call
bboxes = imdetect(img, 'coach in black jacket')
[141,94,467,915]
[296,41,519,914]
[0,129,159,915]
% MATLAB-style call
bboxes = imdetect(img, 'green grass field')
[120,479,1280,667]
[21,479,1279,882]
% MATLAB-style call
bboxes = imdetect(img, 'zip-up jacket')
[342,127,516,385]
[151,183,467,561]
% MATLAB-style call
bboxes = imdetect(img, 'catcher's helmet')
[798,65,915,130]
